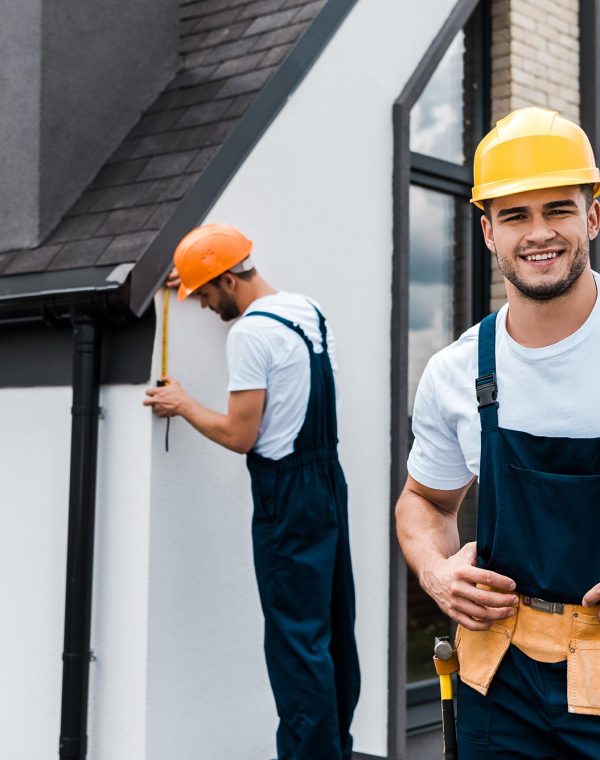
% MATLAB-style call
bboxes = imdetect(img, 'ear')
[220,272,237,292]
[588,198,600,241]
[481,214,496,252]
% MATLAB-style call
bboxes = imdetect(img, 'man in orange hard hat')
[396,107,600,757]
[144,223,360,760]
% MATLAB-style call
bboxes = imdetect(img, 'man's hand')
[582,584,600,613]
[422,542,518,631]
[143,376,188,417]
[166,266,181,289]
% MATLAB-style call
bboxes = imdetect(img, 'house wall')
[0,0,178,252]
[8,0,585,757]
[144,0,458,757]
[0,0,43,252]
[0,388,69,758]
[0,378,155,760]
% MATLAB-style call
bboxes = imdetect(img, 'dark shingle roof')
[1,0,327,278]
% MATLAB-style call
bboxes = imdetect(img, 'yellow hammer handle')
[439,673,453,701]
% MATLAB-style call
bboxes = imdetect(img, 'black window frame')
[388,0,491,755]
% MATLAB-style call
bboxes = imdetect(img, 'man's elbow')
[230,441,253,454]
[228,432,257,455]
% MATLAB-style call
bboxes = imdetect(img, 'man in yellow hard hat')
[144,223,360,760]
[396,107,600,757]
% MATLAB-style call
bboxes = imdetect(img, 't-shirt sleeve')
[407,358,473,490]
[226,324,271,392]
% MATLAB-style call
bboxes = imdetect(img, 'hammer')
[433,636,459,760]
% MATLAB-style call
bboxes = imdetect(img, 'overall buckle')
[522,596,565,615]
[475,373,499,410]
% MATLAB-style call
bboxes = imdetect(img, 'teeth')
[525,252,559,261]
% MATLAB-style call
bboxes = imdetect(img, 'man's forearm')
[396,477,517,629]
[395,485,460,592]
[178,396,249,453]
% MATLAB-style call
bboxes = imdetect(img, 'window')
[405,5,490,684]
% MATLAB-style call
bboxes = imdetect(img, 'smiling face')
[481,185,600,302]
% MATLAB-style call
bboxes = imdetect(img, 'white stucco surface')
[0,0,461,757]
[88,385,154,760]
[146,293,276,759]
[145,0,457,755]
[0,382,153,760]
[0,388,70,757]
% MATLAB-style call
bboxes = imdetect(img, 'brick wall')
[488,0,580,311]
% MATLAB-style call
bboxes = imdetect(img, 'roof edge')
[0,264,132,325]
[128,0,360,317]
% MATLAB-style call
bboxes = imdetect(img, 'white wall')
[0,1,460,757]
[0,388,70,757]
[0,380,153,760]
[88,385,154,760]
[144,0,457,756]
[146,292,276,760]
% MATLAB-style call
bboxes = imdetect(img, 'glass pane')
[410,32,465,165]
[406,185,470,683]
[408,186,457,411]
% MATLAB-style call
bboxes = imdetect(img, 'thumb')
[460,541,478,565]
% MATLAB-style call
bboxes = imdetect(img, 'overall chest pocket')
[488,464,600,603]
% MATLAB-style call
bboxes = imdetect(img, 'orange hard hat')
[173,223,254,301]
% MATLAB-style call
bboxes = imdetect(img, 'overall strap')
[476,311,499,430]
[245,310,314,352]
[308,302,328,351]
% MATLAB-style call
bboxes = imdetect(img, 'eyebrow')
[496,199,578,218]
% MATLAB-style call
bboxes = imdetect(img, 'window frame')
[388,0,491,754]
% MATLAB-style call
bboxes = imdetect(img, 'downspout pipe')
[59,315,102,760]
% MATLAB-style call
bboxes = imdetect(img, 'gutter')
[59,315,102,760]
[0,263,133,326]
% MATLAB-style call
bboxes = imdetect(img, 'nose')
[199,295,208,308]
[525,214,557,246]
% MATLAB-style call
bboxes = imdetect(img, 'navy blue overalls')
[245,306,361,760]
[457,311,600,758]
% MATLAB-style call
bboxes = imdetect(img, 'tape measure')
[161,285,170,380]
[157,286,171,452]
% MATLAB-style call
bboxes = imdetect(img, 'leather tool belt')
[455,593,600,716]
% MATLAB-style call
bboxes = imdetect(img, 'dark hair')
[482,183,596,221]
[482,198,492,221]
[209,268,256,287]
[581,183,595,210]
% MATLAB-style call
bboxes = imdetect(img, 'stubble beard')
[216,292,241,321]
[496,240,589,302]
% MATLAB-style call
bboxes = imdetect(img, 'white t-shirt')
[407,272,600,490]
[226,291,338,460]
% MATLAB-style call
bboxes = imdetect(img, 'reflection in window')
[406,185,471,683]
[410,32,465,165]
[409,187,456,411]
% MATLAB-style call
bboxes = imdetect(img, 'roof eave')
[127,0,359,318]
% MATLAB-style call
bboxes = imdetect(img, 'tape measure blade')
[161,286,170,379]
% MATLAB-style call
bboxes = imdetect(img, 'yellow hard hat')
[471,107,600,209]
[173,223,253,301]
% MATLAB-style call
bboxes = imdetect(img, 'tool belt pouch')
[455,614,516,696]
[567,612,600,716]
